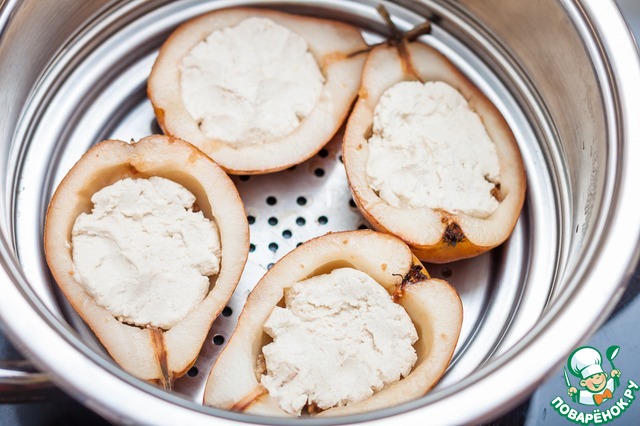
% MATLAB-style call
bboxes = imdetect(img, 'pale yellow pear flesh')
[44,135,249,382]
[148,7,367,175]
[203,230,462,416]
[343,43,526,263]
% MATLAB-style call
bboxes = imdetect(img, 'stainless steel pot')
[1,0,639,424]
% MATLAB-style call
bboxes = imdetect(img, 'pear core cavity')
[180,17,325,146]
[260,267,418,415]
[71,177,221,329]
[366,81,501,218]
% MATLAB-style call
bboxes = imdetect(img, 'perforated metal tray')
[11,0,558,408]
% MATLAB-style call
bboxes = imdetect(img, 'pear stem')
[346,4,432,79]
[376,4,403,44]
[405,21,433,42]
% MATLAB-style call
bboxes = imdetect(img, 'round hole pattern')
[187,366,198,377]
[442,267,453,278]
[151,118,162,134]
[12,0,545,406]
[188,134,368,398]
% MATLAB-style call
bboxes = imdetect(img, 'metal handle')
[0,360,48,384]
[0,360,57,402]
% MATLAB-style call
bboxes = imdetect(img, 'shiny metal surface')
[0,359,56,404]
[0,360,48,385]
[0,0,638,424]
[10,0,550,401]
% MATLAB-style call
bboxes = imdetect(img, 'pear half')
[148,7,367,174]
[343,42,526,263]
[44,135,249,385]
[203,230,462,416]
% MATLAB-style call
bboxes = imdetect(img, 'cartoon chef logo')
[565,346,621,406]
[551,345,638,423]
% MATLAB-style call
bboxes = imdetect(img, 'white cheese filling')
[180,17,325,146]
[71,177,221,329]
[366,81,501,218]
[260,267,418,415]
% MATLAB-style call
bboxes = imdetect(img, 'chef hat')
[569,346,604,379]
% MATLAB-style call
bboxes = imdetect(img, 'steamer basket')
[1,0,639,424]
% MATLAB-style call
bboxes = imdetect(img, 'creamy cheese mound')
[71,177,221,329]
[260,267,418,415]
[180,17,325,146]
[366,81,501,218]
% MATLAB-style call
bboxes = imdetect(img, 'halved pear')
[44,135,249,385]
[148,7,367,174]
[203,230,462,416]
[343,42,526,263]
